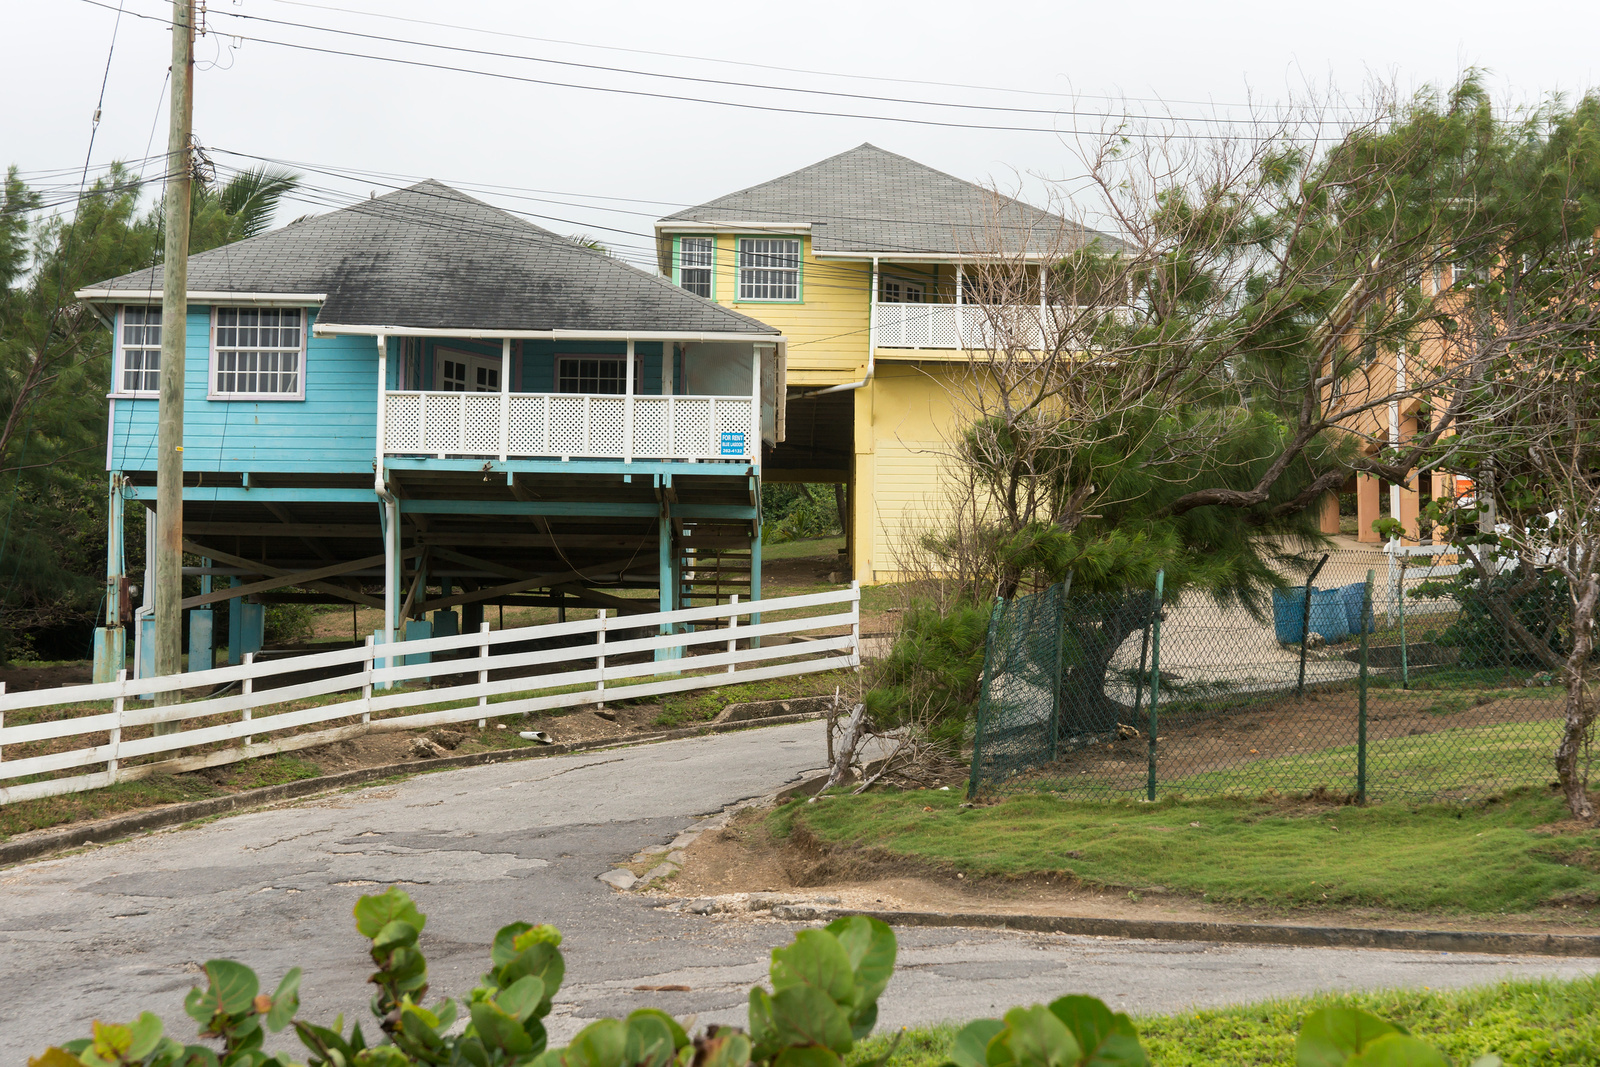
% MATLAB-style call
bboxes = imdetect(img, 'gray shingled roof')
[85,180,779,335]
[660,143,1117,257]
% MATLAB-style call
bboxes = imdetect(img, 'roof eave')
[74,288,329,304]
[312,323,784,343]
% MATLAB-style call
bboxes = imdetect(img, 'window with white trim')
[118,305,162,394]
[737,238,801,301]
[212,307,304,398]
[557,357,642,395]
[880,278,924,303]
[679,236,712,298]
[438,349,501,392]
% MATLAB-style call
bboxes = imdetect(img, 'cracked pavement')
[2,721,1597,1058]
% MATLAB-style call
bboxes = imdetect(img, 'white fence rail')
[382,391,756,462]
[873,303,1126,350]
[0,585,859,805]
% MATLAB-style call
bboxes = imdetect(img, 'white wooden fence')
[0,585,860,806]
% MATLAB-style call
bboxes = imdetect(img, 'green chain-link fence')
[968,548,1585,803]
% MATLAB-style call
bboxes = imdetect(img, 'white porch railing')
[382,391,757,462]
[0,585,859,805]
[873,303,1123,350]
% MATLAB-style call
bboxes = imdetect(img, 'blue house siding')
[108,306,379,475]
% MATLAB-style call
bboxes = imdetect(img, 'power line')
[202,4,1351,128]
[77,0,1350,141]
[254,0,1377,115]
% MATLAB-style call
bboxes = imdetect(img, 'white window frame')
[556,355,642,395]
[113,305,163,397]
[677,236,714,299]
[436,346,503,393]
[737,237,802,301]
[208,306,307,401]
[880,277,924,303]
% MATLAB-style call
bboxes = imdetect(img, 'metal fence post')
[966,598,1004,799]
[1297,553,1329,700]
[1147,570,1165,802]
[1049,575,1072,763]
[1358,569,1373,803]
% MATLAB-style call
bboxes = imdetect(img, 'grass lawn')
[848,975,1600,1067]
[1168,719,1564,801]
[774,787,1600,914]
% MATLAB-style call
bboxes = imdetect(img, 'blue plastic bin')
[1272,587,1308,642]
[1339,581,1375,634]
[1273,586,1351,643]
[1308,587,1349,643]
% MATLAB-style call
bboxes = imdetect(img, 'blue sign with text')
[720,432,747,456]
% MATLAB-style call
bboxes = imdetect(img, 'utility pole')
[154,0,194,714]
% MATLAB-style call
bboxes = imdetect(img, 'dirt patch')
[0,662,92,692]
[665,803,1600,936]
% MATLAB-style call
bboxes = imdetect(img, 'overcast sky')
[6,0,1597,271]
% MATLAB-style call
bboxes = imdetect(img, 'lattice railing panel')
[385,393,422,452]
[423,394,461,453]
[549,396,586,456]
[716,399,754,458]
[507,396,546,455]
[462,394,502,454]
[589,397,626,456]
[632,397,671,457]
[673,399,712,457]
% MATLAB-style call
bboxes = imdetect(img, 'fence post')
[110,672,124,782]
[1048,574,1072,763]
[851,581,861,669]
[1147,570,1165,802]
[727,594,739,674]
[242,652,255,746]
[596,609,608,710]
[477,621,491,728]
[1297,553,1329,701]
[1358,569,1373,803]
[1398,555,1410,689]
[966,598,1004,799]
[361,635,374,726]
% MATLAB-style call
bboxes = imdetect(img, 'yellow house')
[655,144,1111,583]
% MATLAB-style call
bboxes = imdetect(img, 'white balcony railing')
[382,391,757,462]
[874,303,1123,350]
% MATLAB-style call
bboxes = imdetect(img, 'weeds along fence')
[0,585,861,805]
[968,547,1582,803]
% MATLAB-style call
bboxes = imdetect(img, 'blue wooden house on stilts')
[78,180,785,679]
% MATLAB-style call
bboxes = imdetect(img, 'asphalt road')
[3,720,1596,1059]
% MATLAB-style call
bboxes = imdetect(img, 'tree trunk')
[1556,579,1598,819]
[1057,591,1152,745]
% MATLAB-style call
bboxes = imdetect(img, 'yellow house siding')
[658,232,871,383]
[855,362,967,583]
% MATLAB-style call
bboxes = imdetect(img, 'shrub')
[1415,567,1569,668]
[263,605,316,647]
[864,598,991,751]
[31,886,1482,1067]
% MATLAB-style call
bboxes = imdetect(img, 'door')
[438,348,502,392]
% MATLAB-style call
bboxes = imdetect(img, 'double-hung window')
[119,306,162,394]
[212,307,304,398]
[557,357,642,395]
[737,238,801,301]
[679,237,713,298]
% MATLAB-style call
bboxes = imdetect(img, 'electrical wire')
[75,0,1353,141]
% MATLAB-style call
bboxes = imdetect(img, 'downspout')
[801,256,877,398]
[373,334,399,651]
